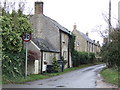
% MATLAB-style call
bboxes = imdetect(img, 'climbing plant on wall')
[69,33,96,67]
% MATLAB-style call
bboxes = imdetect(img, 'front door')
[34,60,39,74]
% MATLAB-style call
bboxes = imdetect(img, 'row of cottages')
[27,1,72,75]
[72,24,101,56]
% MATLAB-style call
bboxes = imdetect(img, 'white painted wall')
[34,60,39,74]
[28,41,41,74]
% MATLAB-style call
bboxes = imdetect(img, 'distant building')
[103,37,108,44]
[72,24,101,56]
[27,1,72,75]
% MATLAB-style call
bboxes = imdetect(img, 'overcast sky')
[1,0,120,45]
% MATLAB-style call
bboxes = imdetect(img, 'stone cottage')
[27,1,72,75]
[72,24,101,56]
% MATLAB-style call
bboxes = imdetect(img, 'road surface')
[2,64,118,88]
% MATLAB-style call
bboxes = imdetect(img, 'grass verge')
[3,62,104,84]
[100,68,119,86]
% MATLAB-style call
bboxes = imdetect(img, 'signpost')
[22,33,32,77]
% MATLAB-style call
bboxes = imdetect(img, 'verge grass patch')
[3,62,104,84]
[100,68,119,86]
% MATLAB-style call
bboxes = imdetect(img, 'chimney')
[103,37,108,44]
[35,1,44,14]
[97,41,99,44]
[73,24,77,30]
[86,32,88,36]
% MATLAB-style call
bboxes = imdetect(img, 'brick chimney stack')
[103,38,108,44]
[86,32,88,36]
[73,24,77,30]
[97,41,99,44]
[35,1,44,14]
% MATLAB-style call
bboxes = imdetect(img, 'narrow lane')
[3,64,106,88]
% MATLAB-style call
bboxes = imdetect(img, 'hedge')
[72,51,96,67]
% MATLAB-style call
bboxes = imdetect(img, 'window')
[62,34,66,43]
[54,53,56,57]
[44,53,47,60]
[76,41,80,46]
[63,51,67,59]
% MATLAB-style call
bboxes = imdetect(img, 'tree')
[52,57,59,72]
[1,6,33,78]
[101,28,120,68]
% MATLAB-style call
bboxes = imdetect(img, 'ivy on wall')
[70,33,96,67]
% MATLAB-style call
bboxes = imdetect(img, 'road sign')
[22,33,32,77]
[25,42,28,77]
[22,33,32,42]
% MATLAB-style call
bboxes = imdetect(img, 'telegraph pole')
[108,0,111,43]
[106,0,111,68]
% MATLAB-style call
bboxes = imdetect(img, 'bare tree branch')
[91,25,108,38]
[18,0,26,12]
[102,12,109,24]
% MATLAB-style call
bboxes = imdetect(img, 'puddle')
[49,79,58,81]
[56,85,65,87]
[82,68,94,72]
[38,83,43,85]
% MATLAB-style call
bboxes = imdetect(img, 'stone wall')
[61,32,69,68]
[30,14,60,51]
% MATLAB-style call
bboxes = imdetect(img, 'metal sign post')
[22,33,32,78]
[25,42,28,77]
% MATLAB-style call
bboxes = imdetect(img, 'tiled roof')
[30,14,71,35]
[32,38,59,52]
[76,30,97,45]
[30,14,71,52]
[44,15,71,35]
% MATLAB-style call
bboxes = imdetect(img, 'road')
[2,64,117,88]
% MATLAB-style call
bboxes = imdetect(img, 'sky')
[1,0,120,45]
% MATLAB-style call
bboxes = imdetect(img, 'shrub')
[72,50,79,67]
[88,53,95,64]
[2,50,25,78]
[52,57,59,72]
[72,51,96,67]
